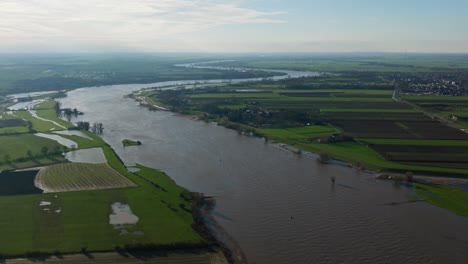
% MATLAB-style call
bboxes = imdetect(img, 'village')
[391,72,467,95]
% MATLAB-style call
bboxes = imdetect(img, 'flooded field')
[57,72,468,264]
[64,147,106,163]
[109,202,139,225]
[34,133,77,148]
[54,129,93,140]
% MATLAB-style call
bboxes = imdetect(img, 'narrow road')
[392,84,468,133]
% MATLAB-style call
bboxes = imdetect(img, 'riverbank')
[131,93,468,218]
[191,193,247,264]
[2,249,228,264]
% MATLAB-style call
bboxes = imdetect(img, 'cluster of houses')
[390,72,466,96]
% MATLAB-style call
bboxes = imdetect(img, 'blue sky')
[0,0,467,52]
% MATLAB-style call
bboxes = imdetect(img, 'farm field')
[13,110,64,132]
[36,162,137,193]
[205,54,468,73]
[0,134,65,170]
[33,100,74,129]
[403,94,468,128]
[149,73,468,175]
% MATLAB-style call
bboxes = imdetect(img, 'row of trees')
[76,121,104,134]
[62,108,80,122]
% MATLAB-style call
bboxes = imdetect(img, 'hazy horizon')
[1,0,468,53]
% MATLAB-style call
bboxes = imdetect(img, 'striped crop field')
[35,163,137,193]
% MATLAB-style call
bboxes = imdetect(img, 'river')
[55,68,468,264]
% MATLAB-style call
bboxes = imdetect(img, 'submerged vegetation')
[415,183,468,217]
[122,139,142,147]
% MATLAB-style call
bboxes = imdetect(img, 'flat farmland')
[36,163,137,193]
[370,144,468,169]
[0,134,65,166]
[331,120,468,139]
[321,111,428,121]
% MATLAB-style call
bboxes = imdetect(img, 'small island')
[122,139,142,147]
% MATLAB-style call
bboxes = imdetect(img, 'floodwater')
[109,202,139,225]
[8,99,45,110]
[54,129,93,140]
[34,133,78,148]
[64,147,106,163]
[29,110,67,129]
[57,70,468,264]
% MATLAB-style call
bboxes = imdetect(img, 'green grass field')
[211,54,468,73]
[34,100,74,129]
[36,162,137,193]
[0,134,65,169]
[13,110,64,132]
[257,125,338,141]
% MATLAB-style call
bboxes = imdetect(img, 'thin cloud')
[0,0,284,51]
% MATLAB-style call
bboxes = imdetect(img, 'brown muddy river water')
[56,71,468,264]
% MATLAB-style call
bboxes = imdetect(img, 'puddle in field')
[39,201,51,206]
[8,99,46,110]
[29,110,67,129]
[39,200,61,213]
[64,147,106,163]
[34,133,78,148]
[109,202,139,225]
[54,130,93,140]
[127,167,140,173]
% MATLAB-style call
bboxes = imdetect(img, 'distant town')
[391,72,468,96]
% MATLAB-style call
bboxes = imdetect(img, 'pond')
[0,170,43,196]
